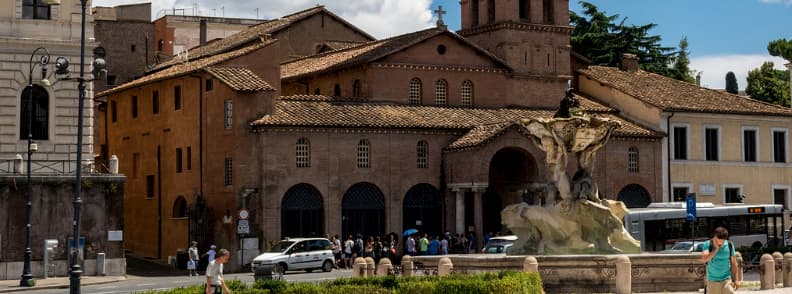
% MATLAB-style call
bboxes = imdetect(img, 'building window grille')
[357,139,370,168]
[435,79,447,106]
[673,126,688,160]
[417,140,428,168]
[409,78,422,105]
[296,138,310,168]
[705,128,719,161]
[224,158,233,186]
[224,99,232,129]
[628,147,639,173]
[743,129,757,162]
[461,80,473,107]
[773,130,787,163]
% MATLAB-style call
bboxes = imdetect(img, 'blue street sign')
[686,193,697,221]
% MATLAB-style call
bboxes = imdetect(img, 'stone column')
[473,190,484,250]
[614,255,631,294]
[735,252,744,283]
[402,255,414,277]
[523,256,538,272]
[455,189,466,234]
[774,252,784,285]
[365,257,376,277]
[353,257,367,278]
[376,258,392,276]
[784,252,792,287]
[438,257,453,276]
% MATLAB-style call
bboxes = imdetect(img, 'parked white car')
[251,238,334,275]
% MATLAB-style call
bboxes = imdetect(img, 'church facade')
[98,0,662,267]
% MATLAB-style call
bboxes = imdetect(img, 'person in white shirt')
[188,241,199,276]
[344,235,354,268]
[205,248,231,294]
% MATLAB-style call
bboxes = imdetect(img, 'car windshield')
[670,242,693,251]
[268,241,295,253]
[483,246,504,253]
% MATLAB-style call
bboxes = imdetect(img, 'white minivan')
[251,238,335,275]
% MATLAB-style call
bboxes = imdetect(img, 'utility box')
[43,239,58,279]
[97,253,106,276]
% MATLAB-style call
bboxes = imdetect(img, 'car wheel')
[322,260,333,272]
[275,263,286,274]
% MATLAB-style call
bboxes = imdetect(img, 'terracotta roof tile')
[579,66,792,116]
[150,6,374,72]
[252,95,659,150]
[205,67,274,92]
[97,40,274,97]
[281,28,511,80]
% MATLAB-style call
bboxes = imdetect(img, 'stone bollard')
[109,155,119,174]
[523,256,538,273]
[438,257,453,276]
[614,255,631,294]
[376,258,392,276]
[761,254,775,290]
[774,252,784,286]
[402,255,414,277]
[14,154,23,174]
[735,252,744,283]
[784,252,792,287]
[353,257,367,278]
[365,257,376,277]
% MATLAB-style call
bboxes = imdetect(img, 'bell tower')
[459,0,571,80]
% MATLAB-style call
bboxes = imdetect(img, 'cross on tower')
[434,5,447,28]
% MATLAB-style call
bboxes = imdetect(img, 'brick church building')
[97,1,661,267]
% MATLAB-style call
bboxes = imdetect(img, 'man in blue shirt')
[700,227,739,294]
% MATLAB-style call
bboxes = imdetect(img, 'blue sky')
[94,0,791,89]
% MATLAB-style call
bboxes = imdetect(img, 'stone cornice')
[458,21,574,37]
[372,62,508,74]
[253,126,464,136]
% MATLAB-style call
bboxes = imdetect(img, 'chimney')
[199,19,207,46]
[620,53,638,72]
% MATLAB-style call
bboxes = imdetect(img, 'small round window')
[437,44,447,55]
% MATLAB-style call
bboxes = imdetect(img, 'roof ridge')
[279,5,325,20]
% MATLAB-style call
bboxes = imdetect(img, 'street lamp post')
[20,47,51,287]
[70,0,105,292]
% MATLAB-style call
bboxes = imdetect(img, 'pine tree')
[768,38,792,62]
[746,62,791,107]
[725,72,739,94]
[669,37,696,83]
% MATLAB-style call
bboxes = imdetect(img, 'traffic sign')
[686,193,697,221]
[238,208,250,220]
[237,219,250,234]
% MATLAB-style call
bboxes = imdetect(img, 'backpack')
[708,240,734,257]
[353,240,362,253]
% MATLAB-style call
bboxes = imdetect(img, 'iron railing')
[0,158,111,175]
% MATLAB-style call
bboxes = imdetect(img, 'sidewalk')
[0,276,127,293]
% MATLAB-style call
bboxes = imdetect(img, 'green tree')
[570,1,677,77]
[745,61,791,107]
[669,37,696,83]
[725,71,739,94]
[768,38,792,62]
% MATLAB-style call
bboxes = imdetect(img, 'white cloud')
[91,0,435,39]
[759,0,792,4]
[690,54,789,90]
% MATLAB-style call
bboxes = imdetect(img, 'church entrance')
[617,184,652,208]
[486,147,538,233]
[403,183,443,237]
[342,182,385,238]
[281,183,324,238]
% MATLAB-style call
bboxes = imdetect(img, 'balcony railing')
[0,157,114,175]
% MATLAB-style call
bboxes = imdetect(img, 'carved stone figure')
[503,88,640,255]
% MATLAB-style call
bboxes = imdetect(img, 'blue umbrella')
[403,228,418,236]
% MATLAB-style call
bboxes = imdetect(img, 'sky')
[91,0,792,90]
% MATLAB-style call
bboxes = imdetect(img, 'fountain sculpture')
[502,88,641,255]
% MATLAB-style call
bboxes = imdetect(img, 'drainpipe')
[666,112,675,202]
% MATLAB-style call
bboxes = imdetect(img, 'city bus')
[623,202,785,252]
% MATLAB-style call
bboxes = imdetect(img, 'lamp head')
[55,56,70,76]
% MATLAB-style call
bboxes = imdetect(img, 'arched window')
[487,0,495,23]
[435,79,447,106]
[417,140,428,168]
[314,88,321,95]
[461,80,473,107]
[20,85,49,140]
[409,78,422,105]
[172,196,187,218]
[357,139,370,168]
[296,138,310,168]
[543,0,555,24]
[519,0,530,21]
[352,79,361,97]
[628,147,639,173]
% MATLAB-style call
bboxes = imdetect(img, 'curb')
[0,277,127,293]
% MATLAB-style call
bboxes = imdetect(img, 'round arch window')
[437,44,447,55]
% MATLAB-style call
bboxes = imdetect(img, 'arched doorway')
[403,184,442,237]
[487,147,538,233]
[281,183,324,238]
[617,184,652,208]
[342,182,385,238]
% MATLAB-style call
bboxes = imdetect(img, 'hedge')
[135,271,543,294]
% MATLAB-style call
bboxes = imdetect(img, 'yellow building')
[578,57,792,207]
